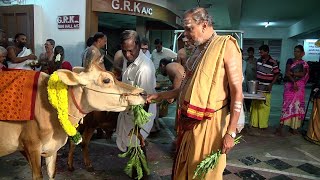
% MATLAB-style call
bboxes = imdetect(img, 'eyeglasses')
[141,48,148,50]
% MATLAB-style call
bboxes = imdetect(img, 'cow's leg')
[82,127,96,172]
[24,147,42,180]
[45,152,57,180]
[67,140,76,171]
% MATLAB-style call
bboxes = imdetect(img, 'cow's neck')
[68,86,88,125]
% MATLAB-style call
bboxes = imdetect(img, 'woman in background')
[277,45,309,135]
[39,39,55,73]
[48,45,72,74]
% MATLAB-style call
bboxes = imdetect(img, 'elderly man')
[176,36,195,67]
[6,33,37,70]
[147,7,243,180]
[0,46,7,71]
[115,30,156,157]
[113,37,153,80]
[82,32,107,70]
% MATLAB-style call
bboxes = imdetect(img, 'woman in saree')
[278,45,309,135]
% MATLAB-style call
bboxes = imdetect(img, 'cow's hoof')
[86,166,94,172]
[67,166,75,172]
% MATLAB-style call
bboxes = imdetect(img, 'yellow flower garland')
[47,72,82,145]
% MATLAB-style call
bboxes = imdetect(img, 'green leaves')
[69,132,82,145]
[119,146,150,180]
[131,105,152,127]
[119,105,152,180]
[193,136,243,179]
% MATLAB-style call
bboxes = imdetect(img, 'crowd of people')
[242,43,311,136]
[0,6,319,180]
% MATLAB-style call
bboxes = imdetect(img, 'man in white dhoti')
[116,30,157,154]
[6,33,37,70]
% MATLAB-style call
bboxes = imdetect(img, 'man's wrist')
[226,131,236,138]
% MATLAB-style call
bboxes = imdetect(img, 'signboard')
[57,15,80,29]
[304,39,320,61]
[111,0,152,16]
[92,0,180,28]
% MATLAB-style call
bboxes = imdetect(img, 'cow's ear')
[56,69,89,86]
[72,66,85,74]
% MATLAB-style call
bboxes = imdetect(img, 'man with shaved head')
[147,7,243,179]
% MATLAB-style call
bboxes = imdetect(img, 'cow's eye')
[103,78,110,84]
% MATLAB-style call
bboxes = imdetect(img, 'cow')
[67,111,119,172]
[0,57,146,180]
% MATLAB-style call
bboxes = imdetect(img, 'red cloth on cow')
[0,70,40,120]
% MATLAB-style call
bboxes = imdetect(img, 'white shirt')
[151,47,177,69]
[116,50,157,152]
[7,47,33,70]
[122,50,156,94]
[144,50,151,59]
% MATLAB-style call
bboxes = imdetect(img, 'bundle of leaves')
[131,105,152,128]
[118,105,152,180]
[193,136,243,180]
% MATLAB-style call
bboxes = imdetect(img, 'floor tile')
[265,159,293,171]
[239,156,262,166]
[235,169,266,180]
[297,163,320,176]
[269,174,293,180]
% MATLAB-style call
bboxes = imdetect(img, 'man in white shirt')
[113,37,153,79]
[140,37,151,59]
[116,30,157,155]
[151,38,177,70]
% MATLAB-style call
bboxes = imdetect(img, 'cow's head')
[55,55,146,112]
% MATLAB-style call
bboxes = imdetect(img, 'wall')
[240,26,300,71]
[1,0,86,66]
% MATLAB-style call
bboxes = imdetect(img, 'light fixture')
[264,22,270,28]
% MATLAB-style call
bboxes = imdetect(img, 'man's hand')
[146,93,162,104]
[27,54,37,60]
[221,134,235,154]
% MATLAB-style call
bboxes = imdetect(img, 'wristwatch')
[226,131,236,138]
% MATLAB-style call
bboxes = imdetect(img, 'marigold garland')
[47,72,82,145]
